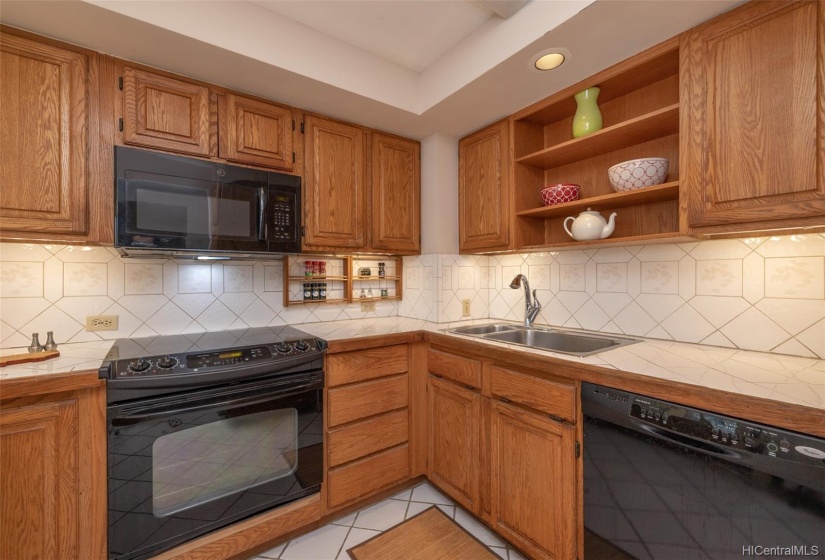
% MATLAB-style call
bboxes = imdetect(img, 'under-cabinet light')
[531,48,570,72]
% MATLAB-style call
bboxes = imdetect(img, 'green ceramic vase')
[572,87,602,138]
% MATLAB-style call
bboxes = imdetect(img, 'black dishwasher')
[582,382,825,560]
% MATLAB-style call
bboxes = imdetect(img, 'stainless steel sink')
[447,324,520,336]
[445,323,638,357]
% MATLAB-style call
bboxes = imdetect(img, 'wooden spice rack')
[283,255,403,307]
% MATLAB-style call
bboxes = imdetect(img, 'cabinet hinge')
[300,122,305,134]
[575,441,580,458]
[292,119,295,131]
[118,118,123,132]
[118,76,123,90]
[292,152,296,163]
[301,226,306,237]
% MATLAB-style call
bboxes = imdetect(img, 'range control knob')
[157,355,177,369]
[767,442,779,453]
[295,340,310,352]
[745,437,756,447]
[129,358,150,372]
[275,342,291,354]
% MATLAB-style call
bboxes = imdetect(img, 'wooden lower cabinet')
[490,401,577,560]
[0,382,106,560]
[427,375,482,513]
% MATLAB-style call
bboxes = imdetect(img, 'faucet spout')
[509,274,541,327]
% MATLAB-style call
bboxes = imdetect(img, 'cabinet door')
[427,375,481,513]
[370,133,420,253]
[220,93,293,171]
[0,32,89,235]
[682,0,825,231]
[304,115,366,248]
[459,119,510,252]
[490,401,577,560]
[0,400,79,559]
[122,66,211,156]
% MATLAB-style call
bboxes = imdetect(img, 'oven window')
[152,408,298,517]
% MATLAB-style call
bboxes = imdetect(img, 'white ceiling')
[249,0,498,73]
[0,0,744,139]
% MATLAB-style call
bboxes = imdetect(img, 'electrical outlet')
[361,301,376,313]
[86,315,119,331]
[462,299,472,317]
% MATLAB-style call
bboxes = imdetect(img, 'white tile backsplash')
[397,234,825,358]
[2,234,824,358]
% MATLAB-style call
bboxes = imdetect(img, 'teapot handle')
[563,217,576,239]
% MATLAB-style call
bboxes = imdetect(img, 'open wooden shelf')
[288,276,348,281]
[285,298,348,306]
[519,231,689,251]
[515,104,679,170]
[283,255,403,307]
[517,182,679,219]
[353,276,401,281]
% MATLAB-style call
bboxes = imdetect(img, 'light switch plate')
[361,301,376,312]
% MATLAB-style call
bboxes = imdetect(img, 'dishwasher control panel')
[585,384,825,467]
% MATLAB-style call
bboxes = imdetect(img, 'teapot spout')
[602,212,617,238]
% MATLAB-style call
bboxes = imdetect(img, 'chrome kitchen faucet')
[510,274,541,327]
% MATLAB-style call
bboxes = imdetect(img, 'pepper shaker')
[44,331,58,351]
[28,333,44,353]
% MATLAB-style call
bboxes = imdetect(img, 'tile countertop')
[1,317,823,412]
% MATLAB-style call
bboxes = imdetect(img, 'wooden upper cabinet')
[459,119,511,252]
[220,93,293,171]
[681,0,825,232]
[370,133,420,253]
[0,32,90,236]
[304,115,366,249]
[122,66,211,156]
[427,376,482,513]
[490,401,576,560]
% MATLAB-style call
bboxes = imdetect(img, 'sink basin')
[448,324,520,336]
[444,323,638,357]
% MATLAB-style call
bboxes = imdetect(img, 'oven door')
[107,372,323,560]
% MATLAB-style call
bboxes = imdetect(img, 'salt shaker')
[44,331,58,351]
[28,333,44,353]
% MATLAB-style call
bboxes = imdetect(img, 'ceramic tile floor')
[249,482,528,560]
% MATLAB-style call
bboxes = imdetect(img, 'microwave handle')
[257,187,267,241]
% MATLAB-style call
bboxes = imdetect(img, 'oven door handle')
[112,379,321,425]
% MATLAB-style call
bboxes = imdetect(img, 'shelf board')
[515,104,679,169]
[354,296,401,302]
[517,181,680,219]
[288,276,348,281]
[519,231,687,251]
[286,298,348,305]
[353,276,400,281]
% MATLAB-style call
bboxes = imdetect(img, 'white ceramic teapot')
[563,208,617,241]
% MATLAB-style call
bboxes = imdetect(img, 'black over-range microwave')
[115,146,301,259]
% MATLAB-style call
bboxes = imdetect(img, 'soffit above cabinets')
[0,0,744,139]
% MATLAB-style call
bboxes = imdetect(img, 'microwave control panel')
[270,192,297,241]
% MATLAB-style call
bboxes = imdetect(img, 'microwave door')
[209,183,262,250]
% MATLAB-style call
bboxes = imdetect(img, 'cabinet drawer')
[489,366,575,422]
[328,409,408,467]
[328,375,408,427]
[428,349,482,390]
[328,444,410,508]
[327,344,408,387]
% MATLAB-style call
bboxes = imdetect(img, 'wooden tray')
[0,350,60,367]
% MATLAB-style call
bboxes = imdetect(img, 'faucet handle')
[531,289,541,311]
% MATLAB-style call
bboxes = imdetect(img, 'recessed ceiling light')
[531,48,570,72]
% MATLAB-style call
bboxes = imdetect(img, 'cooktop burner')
[101,326,327,404]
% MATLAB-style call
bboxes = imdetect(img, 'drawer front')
[328,444,410,508]
[428,349,482,389]
[489,366,575,422]
[328,409,409,467]
[328,375,408,427]
[327,344,409,387]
